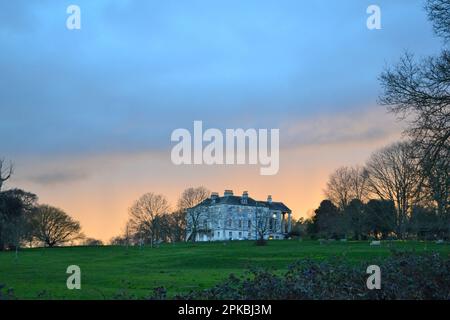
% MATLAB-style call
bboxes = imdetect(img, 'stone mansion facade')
[186,190,292,242]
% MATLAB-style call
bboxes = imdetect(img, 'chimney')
[211,192,219,204]
[241,191,248,204]
[267,195,272,203]
[224,190,233,197]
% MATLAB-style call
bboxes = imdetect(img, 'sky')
[0,0,444,241]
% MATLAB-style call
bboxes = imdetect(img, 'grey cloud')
[28,170,89,186]
[281,108,403,148]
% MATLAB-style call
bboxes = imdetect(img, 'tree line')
[110,187,209,246]
[293,0,449,241]
[1,156,210,250]
[0,162,84,251]
[294,142,448,240]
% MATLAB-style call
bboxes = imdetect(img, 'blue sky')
[0,0,443,156]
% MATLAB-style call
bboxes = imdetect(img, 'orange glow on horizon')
[8,108,403,242]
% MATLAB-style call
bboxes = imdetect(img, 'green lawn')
[0,240,448,299]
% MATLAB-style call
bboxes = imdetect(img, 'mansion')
[186,190,292,242]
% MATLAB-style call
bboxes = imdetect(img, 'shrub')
[147,286,167,300]
[174,252,450,300]
[0,284,16,300]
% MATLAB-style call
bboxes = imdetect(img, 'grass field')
[1,240,449,299]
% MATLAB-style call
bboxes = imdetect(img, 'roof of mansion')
[191,191,292,213]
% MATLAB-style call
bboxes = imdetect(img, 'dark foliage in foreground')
[0,284,16,300]
[161,252,450,300]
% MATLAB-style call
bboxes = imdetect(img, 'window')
[248,220,251,229]
[217,232,220,237]
[239,232,242,238]
[238,220,242,228]
[227,219,232,227]
[229,232,232,238]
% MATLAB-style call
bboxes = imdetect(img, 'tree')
[379,0,449,186]
[290,218,306,238]
[0,189,37,251]
[324,166,369,209]
[365,199,396,239]
[127,193,170,247]
[312,200,343,239]
[32,205,83,247]
[421,147,450,237]
[0,159,13,192]
[151,213,174,243]
[409,206,441,240]
[324,167,352,209]
[178,187,210,242]
[379,0,450,238]
[343,199,366,240]
[366,141,424,238]
[168,210,186,243]
[304,218,318,239]
[82,238,103,246]
[109,235,128,246]
[254,206,272,245]
[426,0,450,42]
[177,187,210,211]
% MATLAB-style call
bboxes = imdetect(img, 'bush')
[0,284,16,300]
[174,252,450,300]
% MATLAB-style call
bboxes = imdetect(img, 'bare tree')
[168,210,187,243]
[0,159,13,191]
[426,0,450,42]
[177,187,210,211]
[421,147,450,236]
[380,0,450,170]
[379,1,450,238]
[127,193,170,247]
[178,187,210,242]
[366,141,424,238]
[350,166,370,202]
[32,205,83,247]
[324,167,352,209]
[324,166,369,209]
[380,52,450,166]
[254,205,272,245]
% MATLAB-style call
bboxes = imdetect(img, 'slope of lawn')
[0,240,448,299]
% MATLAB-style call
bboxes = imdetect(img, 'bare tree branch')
[0,159,14,191]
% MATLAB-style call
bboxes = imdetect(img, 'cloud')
[28,170,89,186]
[0,0,441,157]
[281,107,404,149]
